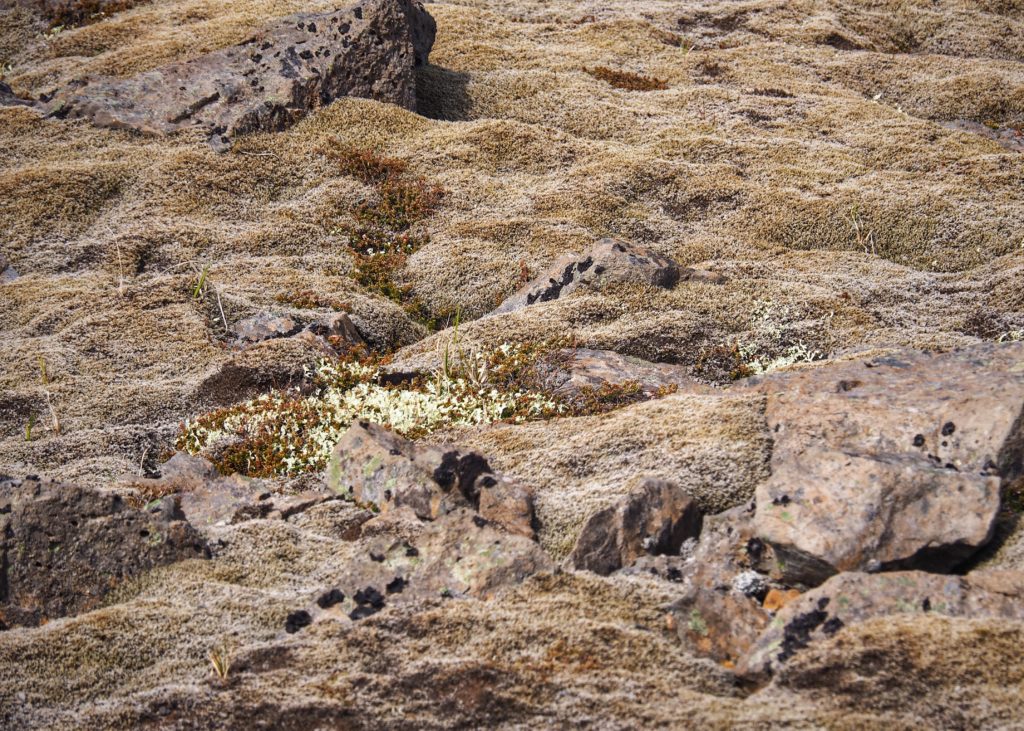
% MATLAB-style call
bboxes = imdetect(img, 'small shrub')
[586,66,668,91]
[694,343,754,384]
[324,145,408,186]
[178,345,564,476]
[178,339,682,478]
[323,145,445,322]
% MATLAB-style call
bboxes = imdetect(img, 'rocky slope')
[1,0,1024,728]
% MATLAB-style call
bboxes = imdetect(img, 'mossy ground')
[1,1,1024,727]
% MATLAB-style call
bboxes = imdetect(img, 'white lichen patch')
[179,344,563,476]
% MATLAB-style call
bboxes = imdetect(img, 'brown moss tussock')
[586,65,669,91]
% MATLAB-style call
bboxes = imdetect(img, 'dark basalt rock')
[46,0,436,150]
[0,477,209,628]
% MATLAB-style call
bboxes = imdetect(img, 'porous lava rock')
[740,569,1024,679]
[751,342,1024,585]
[490,238,682,315]
[668,504,786,665]
[569,476,702,575]
[48,0,436,149]
[327,420,537,538]
[0,476,208,628]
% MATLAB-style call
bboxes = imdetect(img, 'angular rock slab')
[739,569,1024,679]
[752,343,1024,585]
[0,477,208,628]
[327,421,537,538]
[50,0,436,149]
[667,505,784,664]
[569,477,702,575]
[549,348,710,399]
[489,238,681,315]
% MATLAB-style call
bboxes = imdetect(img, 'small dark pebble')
[913,434,925,448]
[369,551,385,563]
[405,544,419,557]
[942,421,956,436]
[472,515,488,528]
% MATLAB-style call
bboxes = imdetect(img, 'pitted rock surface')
[569,476,702,575]
[48,0,436,149]
[668,504,787,665]
[739,569,1024,679]
[751,342,1024,585]
[0,477,208,628]
[291,507,551,624]
[327,420,537,538]
[489,238,682,315]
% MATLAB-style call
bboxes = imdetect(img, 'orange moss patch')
[586,66,668,91]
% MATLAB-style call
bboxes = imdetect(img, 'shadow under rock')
[416,65,472,121]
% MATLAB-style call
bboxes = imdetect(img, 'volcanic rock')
[740,569,1024,679]
[0,477,208,628]
[549,348,709,399]
[569,476,702,575]
[327,420,537,538]
[490,238,681,315]
[751,343,1024,585]
[667,505,784,664]
[48,0,436,149]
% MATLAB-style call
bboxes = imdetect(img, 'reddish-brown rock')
[49,0,436,150]
[0,476,208,628]
[569,477,702,575]
[740,569,1024,679]
[751,343,1024,585]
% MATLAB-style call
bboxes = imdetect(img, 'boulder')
[751,343,1024,585]
[0,477,208,628]
[549,348,709,399]
[667,505,787,664]
[49,0,436,150]
[739,569,1024,679]
[489,238,681,315]
[327,421,537,538]
[288,507,552,628]
[233,313,302,344]
[569,477,702,575]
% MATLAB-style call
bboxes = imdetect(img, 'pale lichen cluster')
[178,344,563,476]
